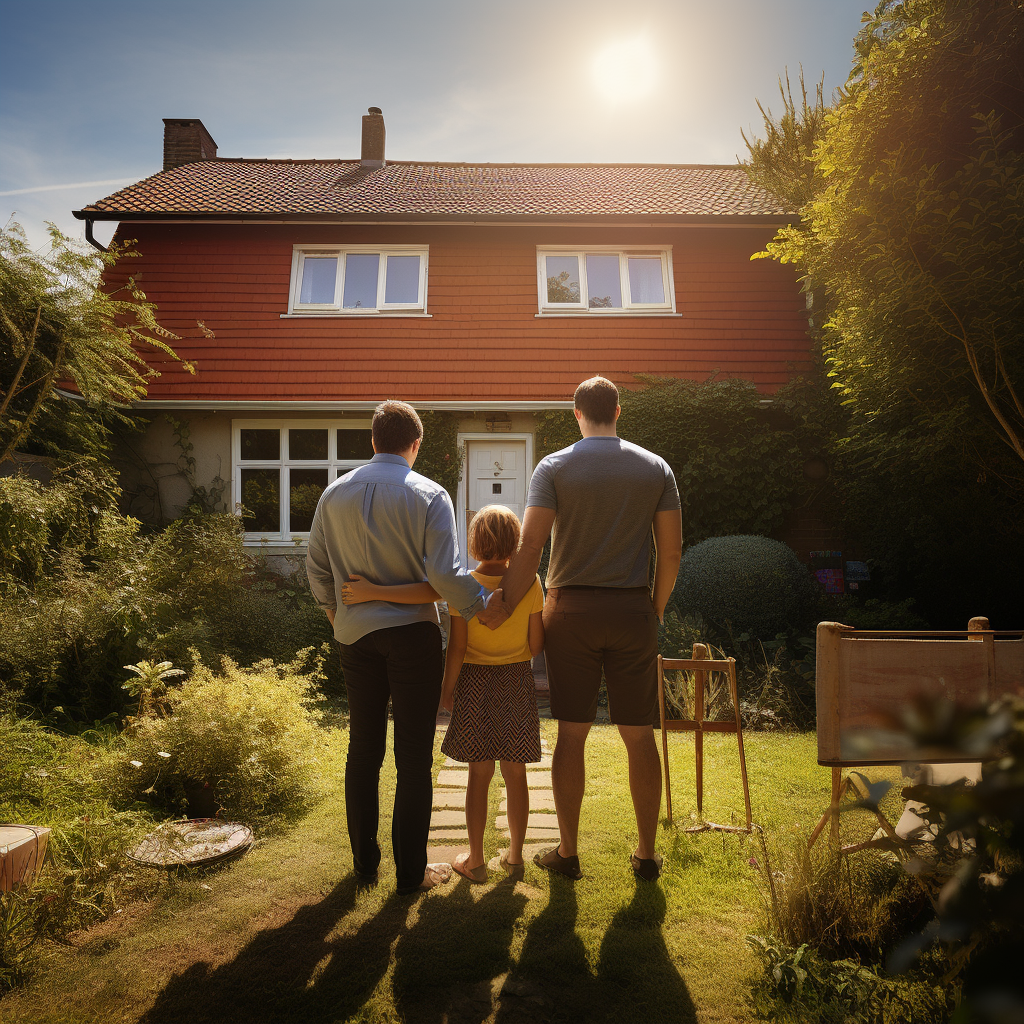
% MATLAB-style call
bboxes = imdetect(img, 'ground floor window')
[232,420,373,542]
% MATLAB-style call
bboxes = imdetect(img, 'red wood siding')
[107,223,811,402]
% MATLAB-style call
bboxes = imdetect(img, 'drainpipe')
[84,219,107,253]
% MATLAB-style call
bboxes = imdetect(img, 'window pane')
[627,257,666,304]
[343,253,380,309]
[240,468,280,532]
[240,428,280,461]
[299,257,338,304]
[586,254,622,308]
[289,468,328,532]
[337,428,373,460]
[288,429,328,461]
[384,255,421,304]
[546,255,581,304]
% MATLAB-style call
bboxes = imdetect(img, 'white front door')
[464,439,528,568]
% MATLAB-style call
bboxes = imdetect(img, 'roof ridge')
[184,158,746,170]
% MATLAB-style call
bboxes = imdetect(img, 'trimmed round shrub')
[674,535,815,639]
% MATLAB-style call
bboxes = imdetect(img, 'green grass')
[0,724,907,1024]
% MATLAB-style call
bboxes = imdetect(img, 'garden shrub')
[107,651,326,820]
[674,535,817,640]
[0,712,159,991]
[536,374,836,544]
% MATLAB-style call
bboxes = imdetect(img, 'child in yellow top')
[341,504,544,882]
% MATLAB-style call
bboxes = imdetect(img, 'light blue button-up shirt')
[305,453,487,645]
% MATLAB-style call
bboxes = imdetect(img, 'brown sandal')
[452,852,489,884]
[534,845,582,880]
[488,849,525,881]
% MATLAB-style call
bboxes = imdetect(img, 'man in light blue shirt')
[306,400,504,894]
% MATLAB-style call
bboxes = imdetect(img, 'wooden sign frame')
[657,645,752,834]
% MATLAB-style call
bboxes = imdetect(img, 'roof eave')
[72,209,795,226]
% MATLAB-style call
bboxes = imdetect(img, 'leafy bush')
[0,478,341,717]
[0,712,159,991]
[107,651,326,820]
[748,835,946,1023]
[674,535,817,640]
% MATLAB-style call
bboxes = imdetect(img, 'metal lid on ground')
[127,820,253,869]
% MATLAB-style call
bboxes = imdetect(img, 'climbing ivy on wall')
[535,375,835,545]
[415,410,464,506]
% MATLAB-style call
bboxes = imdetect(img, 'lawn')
[0,723,906,1024]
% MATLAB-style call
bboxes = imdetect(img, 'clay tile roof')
[76,159,791,220]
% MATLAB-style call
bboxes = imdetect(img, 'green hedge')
[536,375,834,544]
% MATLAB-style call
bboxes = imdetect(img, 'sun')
[591,37,657,103]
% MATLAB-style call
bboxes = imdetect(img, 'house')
[74,110,813,570]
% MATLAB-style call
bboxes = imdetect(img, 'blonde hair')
[468,505,521,563]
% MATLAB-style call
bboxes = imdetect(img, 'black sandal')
[534,845,582,880]
[630,852,664,881]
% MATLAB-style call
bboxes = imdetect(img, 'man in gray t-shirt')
[492,377,683,883]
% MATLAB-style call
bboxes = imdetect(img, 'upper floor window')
[288,245,428,315]
[232,420,373,543]
[536,245,675,314]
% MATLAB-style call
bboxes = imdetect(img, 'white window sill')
[534,312,682,318]
[244,538,309,549]
[280,312,432,319]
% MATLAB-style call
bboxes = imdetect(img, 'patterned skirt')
[441,660,542,764]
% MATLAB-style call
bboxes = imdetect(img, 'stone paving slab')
[430,809,466,828]
[436,770,469,787]
[526,772,552,789]
[526,756,553,769]
[426,844,466,864]
[428,828,471,841]
[494,812,557,831]
[498,825,562,839]
[443,757,468,768]
[432,790,467,808]
[500,793,556,812]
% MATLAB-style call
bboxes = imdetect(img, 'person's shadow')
[494,876,696,1024]
[140,875,405,1024]
[392,876,529,1024]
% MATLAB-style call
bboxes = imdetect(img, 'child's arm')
[440,616,468,712]
[340,574,441,606]
[528,611,544,657]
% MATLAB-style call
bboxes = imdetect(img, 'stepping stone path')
[428,730,557,870]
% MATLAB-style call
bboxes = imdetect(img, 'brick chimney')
[360,107,385,168]
[163,119,218,170]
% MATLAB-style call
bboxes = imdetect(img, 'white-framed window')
[232,420,373,543]
[287,245,428,315]
[536,245,675,314]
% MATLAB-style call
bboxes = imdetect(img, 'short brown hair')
[574,376,619,425]
[468,505,521,563]
[371,400,423,454]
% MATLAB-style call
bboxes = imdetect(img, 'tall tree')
[0,222,192,463]
[750,0,1024,475]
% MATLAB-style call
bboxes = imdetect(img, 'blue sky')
[1,0,869,248]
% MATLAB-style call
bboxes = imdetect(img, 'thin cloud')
[0,177,136,197]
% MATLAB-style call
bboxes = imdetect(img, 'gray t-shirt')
[527,436,681,589]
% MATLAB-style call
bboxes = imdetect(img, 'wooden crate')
[0,825,51,891]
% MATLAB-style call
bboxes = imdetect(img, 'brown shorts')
[542,586,659,727]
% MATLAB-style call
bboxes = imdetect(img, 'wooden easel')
[657,644,753,834]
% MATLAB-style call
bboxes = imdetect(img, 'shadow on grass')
[140,872,694,1024]
[496,876,697,1024]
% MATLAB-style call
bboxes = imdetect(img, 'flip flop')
[630,852,664,882]
[488,849,525,881]
[452,852,489,884]
[534,845,582,880]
